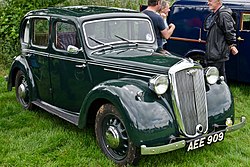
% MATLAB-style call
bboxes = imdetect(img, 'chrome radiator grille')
[169,60,208,137]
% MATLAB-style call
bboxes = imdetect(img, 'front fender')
[7,55,36,99]
[207,81,234,128]
[78,78,178,146]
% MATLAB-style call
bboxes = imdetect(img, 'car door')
[236,12,250,82]
[28,17,52,103]
[49,18,92,112]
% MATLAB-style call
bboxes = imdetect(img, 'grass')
[0,68,249,167]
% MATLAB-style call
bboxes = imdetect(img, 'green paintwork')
[78,78,179,146]
[6,5,245,156]
[26,6,138,18]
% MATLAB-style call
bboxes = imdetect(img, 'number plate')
[187,131,225,151]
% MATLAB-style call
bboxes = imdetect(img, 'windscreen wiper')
[114,35,138,46]
[88,36,113,48]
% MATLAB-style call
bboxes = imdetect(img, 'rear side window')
[241,13,250,31]
[55,22,79,50]
[32,19,49,47]
[23,20,30,43]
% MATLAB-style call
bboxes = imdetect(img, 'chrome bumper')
[141,116,246,155]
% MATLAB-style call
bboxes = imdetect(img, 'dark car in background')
[166,0,250,83]
[7,5,245,165]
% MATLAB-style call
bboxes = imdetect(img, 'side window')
[32,19,49,47]
[55,22,79,50]
[241,13,250,31]
[23,20,30,43]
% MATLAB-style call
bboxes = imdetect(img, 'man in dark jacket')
[205,0,238,81]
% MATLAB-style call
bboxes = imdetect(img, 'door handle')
[237,36,244,41]
[75,64,86,68]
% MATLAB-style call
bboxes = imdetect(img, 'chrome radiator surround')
[169,59,208,138]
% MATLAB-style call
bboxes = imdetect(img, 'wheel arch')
[78,78,177,146]
[184,49,206,65]
[7,55,37,99]
[184,49,205,58]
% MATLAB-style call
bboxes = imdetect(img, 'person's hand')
[230,46,238,55]
[169,23,175,30]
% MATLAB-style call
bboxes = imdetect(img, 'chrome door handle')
[237,36,244,41]
[75,64,86,68]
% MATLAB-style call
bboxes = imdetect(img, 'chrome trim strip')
[104,68,151,79]
[22,49,86,63]
[23,49,49,57]
[50,54,86,63]
[22,50,162,76]
[89,61,160,76]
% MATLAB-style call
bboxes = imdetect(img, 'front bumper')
[141,116,246,155]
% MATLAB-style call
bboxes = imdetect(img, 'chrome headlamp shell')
[205,67,219,84]
[149,75,169,95]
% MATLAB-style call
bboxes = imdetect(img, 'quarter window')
[32,19,49,47]
[23,20,30,43]
[55,22,78,50]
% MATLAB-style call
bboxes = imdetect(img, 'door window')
[241,13,250,31]
[55,22,79,51]
[32,19,49,47]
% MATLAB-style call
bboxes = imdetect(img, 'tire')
[95,103,140,165]
[15,70,33,110]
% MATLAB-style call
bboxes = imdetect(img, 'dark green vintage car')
[7,6,246,165]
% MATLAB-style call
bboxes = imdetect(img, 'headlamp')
[205,67,219,84]
[149,75,169,95]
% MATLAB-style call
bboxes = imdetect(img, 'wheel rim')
[17,75,30,107]
[102,115,129,161]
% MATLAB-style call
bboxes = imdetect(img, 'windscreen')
[83,18,154,49]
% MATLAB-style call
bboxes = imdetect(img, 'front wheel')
[15,70,33,110]
[95,103,140,165]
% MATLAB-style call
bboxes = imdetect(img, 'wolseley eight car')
[7,6,246,165]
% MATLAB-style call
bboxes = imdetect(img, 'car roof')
[174,0,250,9]
[25,5,139,18]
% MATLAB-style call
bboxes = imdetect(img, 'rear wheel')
[15,70,33,110]
[95,103,140,165]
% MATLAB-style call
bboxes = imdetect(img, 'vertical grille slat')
[169,60,208,137]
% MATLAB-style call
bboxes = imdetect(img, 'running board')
[32,100,79,126]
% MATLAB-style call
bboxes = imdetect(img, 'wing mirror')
[67,45,80,54]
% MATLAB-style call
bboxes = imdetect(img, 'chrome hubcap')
[105,126,120,149]
[18,83,26,99]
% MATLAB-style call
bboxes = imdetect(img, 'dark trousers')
[207,61,227,82]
